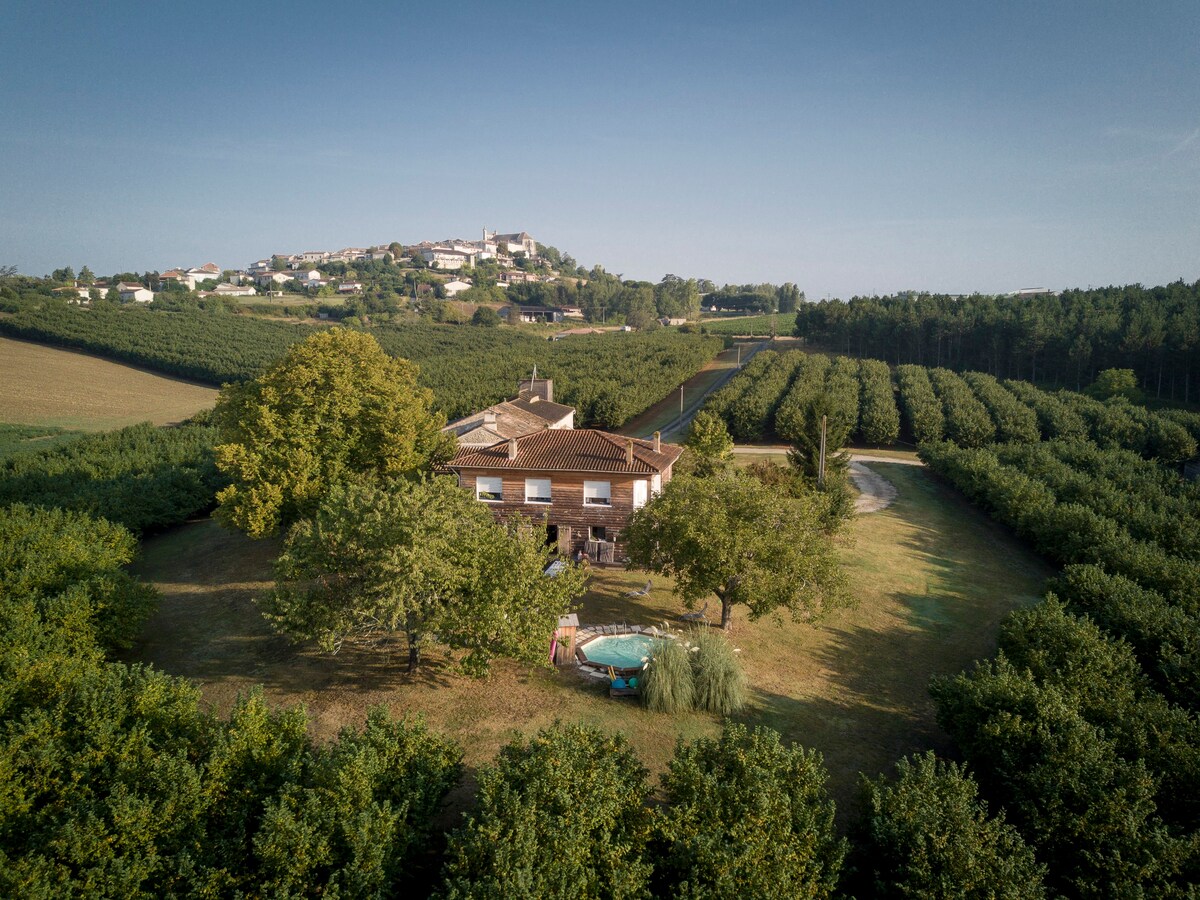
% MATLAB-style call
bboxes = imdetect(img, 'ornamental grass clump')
[688,627,747,715]
[640,637,695,713]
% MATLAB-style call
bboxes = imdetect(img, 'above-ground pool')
[577,633,656,673]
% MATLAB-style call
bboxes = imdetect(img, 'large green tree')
[213,329,453,537]
[624,471,847,630]
[263,477,587,673]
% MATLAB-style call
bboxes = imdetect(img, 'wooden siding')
[458,466,673,561]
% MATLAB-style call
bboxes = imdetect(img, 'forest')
[794,281,1200,402]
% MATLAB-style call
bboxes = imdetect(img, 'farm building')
[445,428,681,563]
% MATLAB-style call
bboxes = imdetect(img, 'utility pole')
[817,415,827,489]
[737,344,742,369]
[678,385,685,432]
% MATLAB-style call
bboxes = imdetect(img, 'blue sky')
[2,1,1197,297]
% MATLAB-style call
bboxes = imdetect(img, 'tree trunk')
[406,623,422,673]
[720,598,734,631]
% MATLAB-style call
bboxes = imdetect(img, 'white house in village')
[53,285,93,303]
[293,269,324,285]
[199,283,257,298]
[420,246,477,270]
[117,282,154,303]
[443,279,473,297]
[256,271,292,288]
[337,281,363,293]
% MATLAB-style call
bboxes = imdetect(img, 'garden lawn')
[127,463,1051,819]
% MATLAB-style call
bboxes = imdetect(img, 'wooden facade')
[455,468,672,561]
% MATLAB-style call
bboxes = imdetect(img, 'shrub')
[687,627,747,715]
[640,637,695,714]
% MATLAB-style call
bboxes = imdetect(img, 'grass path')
[128,464,1051,820]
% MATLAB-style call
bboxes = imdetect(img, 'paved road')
[730,446,925,466]
[626,341,769,442]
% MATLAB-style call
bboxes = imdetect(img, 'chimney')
[483,411,497,425]
[507,438,518,460]
[625,439,634,467]
[653,431,661,453]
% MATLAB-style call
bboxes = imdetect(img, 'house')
[199,282,257,298]
[256,271,292,287]
[497,270,541,285]
[513,305,565,323]
[159,269,194,290]
[293,269,324,285]
[443,379,575,448]
[445,428,681,562]
[117,282,154,303]
[53,285,92,303]
[337,281,363,293]
[659,317,688,327]
[443,279,473,297]
[189,263,221,281]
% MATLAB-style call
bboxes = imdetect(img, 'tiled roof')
[448,429,681,475]
[507,397,574,422]
[444,399,570,442]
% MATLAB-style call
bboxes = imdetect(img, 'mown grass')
[127,463,1051,819]
[0,336,217,430]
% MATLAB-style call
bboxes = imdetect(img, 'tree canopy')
[851,752,1046,899]
[213,329,453,537]
[439,723,653,899]
[262,476,588,673]
[624,471,847,630]
[654,723,845,899]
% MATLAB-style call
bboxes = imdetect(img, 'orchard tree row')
[704,350,901,447]
[794,280,1200,402]
[918,437,1200,895]
[0,300,720,426]
[0,420,222,534]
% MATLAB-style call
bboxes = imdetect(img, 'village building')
[116,282,154,303]
[198,282,257,298]
[420,246,477,270]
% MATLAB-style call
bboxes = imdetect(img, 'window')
[525,478,552,504]
[651,473,662,496]
[583,480,611,506]
[589,526,607,542]
[633,479,649,509]
[476,476,503,502]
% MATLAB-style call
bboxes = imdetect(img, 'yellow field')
[0,336,218,430]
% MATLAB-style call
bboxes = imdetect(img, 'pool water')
[580,634,655,670]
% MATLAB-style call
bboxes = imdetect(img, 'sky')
[2,1,1198,298]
